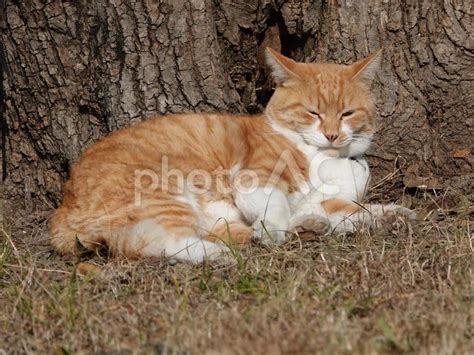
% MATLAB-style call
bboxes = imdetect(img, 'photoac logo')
[134,150,343,206]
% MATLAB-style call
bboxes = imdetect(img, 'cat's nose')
[325,133,339,142]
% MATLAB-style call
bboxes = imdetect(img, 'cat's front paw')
[375,205,418,230]
[289,213,330,234]
[251,220,288,246]
[382,205,417,221]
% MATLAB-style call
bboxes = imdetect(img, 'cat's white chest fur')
[269,118,370,218]
[289,152,370,207]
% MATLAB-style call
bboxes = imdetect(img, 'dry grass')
[1,188,473,354]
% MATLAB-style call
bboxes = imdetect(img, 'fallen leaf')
[77,262,101,276]
[453,148,470,158]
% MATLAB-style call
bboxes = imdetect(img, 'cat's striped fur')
[50,48,415,262]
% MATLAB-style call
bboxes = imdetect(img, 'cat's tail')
[50,206,229,263]
[49,198,139,256]
[49,205,88,254]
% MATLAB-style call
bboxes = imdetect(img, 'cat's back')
[80,112,245,161]
[65,113,254,197]
[75,113,248,167]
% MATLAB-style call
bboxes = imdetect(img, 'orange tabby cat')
[50,48,415,262]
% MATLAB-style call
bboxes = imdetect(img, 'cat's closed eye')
[308,110,321,119]
[341,110,355,119]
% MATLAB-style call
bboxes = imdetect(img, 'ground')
[1,181,472,354]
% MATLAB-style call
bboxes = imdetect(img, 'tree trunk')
[2,0,472,221]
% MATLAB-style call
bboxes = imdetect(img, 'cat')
[50,48,416,263]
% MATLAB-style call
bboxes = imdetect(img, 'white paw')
[200,243,235,265]
[383,205,418,221]
[167,239,232,264]
[251,220,288,246]
[168,251,234,266]
[206,252,236,267]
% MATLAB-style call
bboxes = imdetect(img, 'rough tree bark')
[1,0,472,222]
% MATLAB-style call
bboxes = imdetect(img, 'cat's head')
[264,48,381,158]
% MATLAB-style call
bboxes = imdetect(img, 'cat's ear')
[265,47,300,86]
[350,49,383,82]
